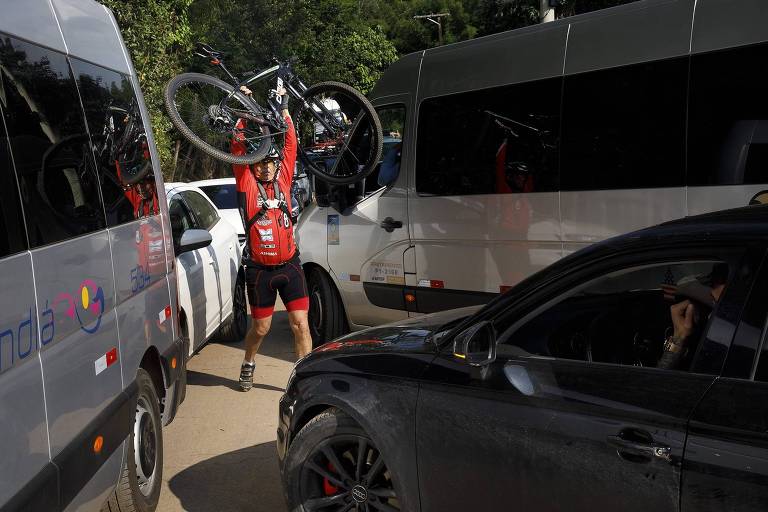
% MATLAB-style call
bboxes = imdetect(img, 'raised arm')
[280,109,297,189]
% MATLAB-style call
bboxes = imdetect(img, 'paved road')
[158,302,294,512]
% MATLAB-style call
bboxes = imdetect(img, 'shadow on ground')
[186,370,285,393]
[168,441,287,512]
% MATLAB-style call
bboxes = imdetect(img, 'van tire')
[218,270,248,343]
[307,268,347,348]
[103,369,163,512]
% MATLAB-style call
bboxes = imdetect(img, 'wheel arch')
[302,262,351,331]
[138,347,166,412]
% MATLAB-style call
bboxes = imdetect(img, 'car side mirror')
[453,320,496,367]
[176,228,212,255]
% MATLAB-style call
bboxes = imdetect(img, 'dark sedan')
[278,205,768,512]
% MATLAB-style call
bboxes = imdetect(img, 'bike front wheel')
[295,81,383,185]
[164,73,273,165]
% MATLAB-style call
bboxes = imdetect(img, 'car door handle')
[380,217,403,232]
[607,434,671,462]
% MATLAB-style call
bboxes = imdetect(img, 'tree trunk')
[170,139,181,181]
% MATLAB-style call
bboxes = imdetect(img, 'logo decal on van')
[1,280,106,374]
[52,279,106,334]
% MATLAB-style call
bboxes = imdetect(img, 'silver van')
[296,0,768,344]
[0,1,199,510]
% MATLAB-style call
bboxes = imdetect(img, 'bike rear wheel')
[295,81,383,185]
[164,73,273,165]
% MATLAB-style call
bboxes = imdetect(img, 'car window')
[0,35,106,247]
[71,58,160,225]
[497,260,733,372]
[169,197,196,247]
[181,190,219,231]
[200,184,238,210]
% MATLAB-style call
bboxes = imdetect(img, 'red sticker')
[164,305,172,319]
[106,348,118,367]
[430,280,444,289]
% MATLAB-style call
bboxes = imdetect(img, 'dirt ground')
[158,300,294,512]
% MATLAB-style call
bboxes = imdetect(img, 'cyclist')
[231,86,311,391]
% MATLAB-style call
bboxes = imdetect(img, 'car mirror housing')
[176,228,212,255]
[453,320,497,367]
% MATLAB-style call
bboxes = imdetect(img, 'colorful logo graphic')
[53,279,106,334]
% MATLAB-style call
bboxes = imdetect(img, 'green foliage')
[102,0,193,173]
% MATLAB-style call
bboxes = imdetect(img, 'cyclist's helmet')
[263,144,282,163]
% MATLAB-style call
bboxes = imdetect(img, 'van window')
[0,114,28,257]
[688,42,768,186]
[416,77,561,196]
[372,105,406,192]
[181,190,219,230]
[71,58,160,225]
[560,57,688,191]
[0,35,107,247]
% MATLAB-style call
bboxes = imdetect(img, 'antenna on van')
[413,12,450,46]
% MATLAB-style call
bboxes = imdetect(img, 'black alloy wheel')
[284,409,400,512]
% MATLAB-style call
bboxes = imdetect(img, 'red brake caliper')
[323,462,340,496]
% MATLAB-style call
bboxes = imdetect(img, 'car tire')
[218,270,248,343]
[103,369,163,512]
[306,267,347,347]
[283,408,401,512]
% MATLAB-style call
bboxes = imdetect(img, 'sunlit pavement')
[158,300,294,512]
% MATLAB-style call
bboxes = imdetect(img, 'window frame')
[483,245,751,376]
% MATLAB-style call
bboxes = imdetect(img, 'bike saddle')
[195,42,223,60]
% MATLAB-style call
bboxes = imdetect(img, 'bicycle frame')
[210,56,344,137]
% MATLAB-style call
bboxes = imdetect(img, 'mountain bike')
[164,43,383,185]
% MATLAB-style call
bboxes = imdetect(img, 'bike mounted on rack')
[164,42,383,186]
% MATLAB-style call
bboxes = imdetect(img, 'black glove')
[281,93,289,110]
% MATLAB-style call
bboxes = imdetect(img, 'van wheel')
[219,271,248,343]
[103,369,163,512]
[307,268,346,347]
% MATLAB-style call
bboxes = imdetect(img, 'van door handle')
[607,434,671,462]
[380,217,403,232]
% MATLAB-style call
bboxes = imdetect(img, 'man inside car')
[658,263,728,370]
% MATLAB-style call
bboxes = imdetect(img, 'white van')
[296,0,768,344]
[0,1,199,510]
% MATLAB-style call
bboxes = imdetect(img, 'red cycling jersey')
[231,114,297,266]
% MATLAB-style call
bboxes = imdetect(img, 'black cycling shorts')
[245,256,309,319]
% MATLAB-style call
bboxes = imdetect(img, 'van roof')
[0,0,132,75]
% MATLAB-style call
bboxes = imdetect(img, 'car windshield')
[200,184,238,210]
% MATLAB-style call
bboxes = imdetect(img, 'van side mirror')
[176,229,212,255]
[453,320,496,367]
